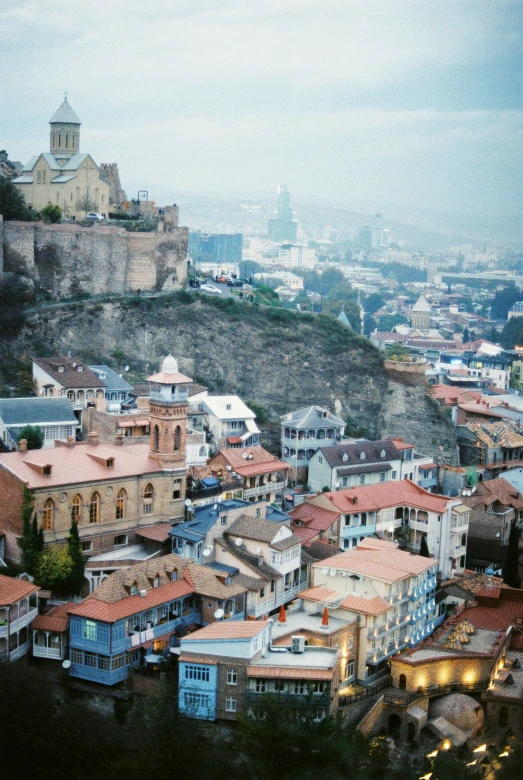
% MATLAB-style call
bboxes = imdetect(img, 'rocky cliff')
[2,291,458,462]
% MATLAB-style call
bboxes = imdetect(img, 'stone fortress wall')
[0,206,187,297]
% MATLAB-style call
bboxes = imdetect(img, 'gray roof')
[49,98,81,125]
[12,175,33,184]
[89,366,133,392]
[22,155,39,173]
[0,397,78,427]
[51,173,77,184]
[226,515,299,547]
[336,462,392,477]
[61,154,89,170]
[281,405,346,430]
[218,536,280,581]
[41,153,63,171]
[318,439,401,469]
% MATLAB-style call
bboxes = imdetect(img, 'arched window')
[174,426,181,451]
[116,489,126,520]
[71,494,82,524]
[499,706,508,727]
[199,445,206,457]
[42,498,54,531]
[89,492,100,524]
[143,484,154,515]
[153,425,159,451]
[399,674,407,690]
[58,133,61,146]
[66,133,69,148]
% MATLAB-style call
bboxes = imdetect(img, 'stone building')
[410,295,431,330]
[12,97,111,220]
[0,355,190,565]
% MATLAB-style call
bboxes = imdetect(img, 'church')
[13,96,111,220]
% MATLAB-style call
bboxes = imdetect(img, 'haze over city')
[1,0,521,227]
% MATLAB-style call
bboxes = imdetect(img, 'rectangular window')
[359,475,365,485]
[83,620,97,641]
[97,655,110,671]
[173,479,182,500]
[84,652,97,668]
[318,456,323,464]
[380,472,386,483]
[255,679,266,693]
[112,653,125,670]
[274,680,285,692]
[144,502,153,515]
[81,541,92,552]
[313,682,325,694]
[225,696,237,713]
[221,515,227,525]
[71,649,83,665]
[227,668,238,685]
[184,692,211,710]
[348,636,353,649]
[345,660,355,679]
[294,681,306,695]
[114,534,127,547]
[184,664,210,682]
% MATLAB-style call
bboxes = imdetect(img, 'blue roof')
[170,527,204,543]
[202,476,219,487]
[0,397,78,426]
[89,366,133,392]
[265,505,291,523]
[207,562,240,576]
[169,499,251,538]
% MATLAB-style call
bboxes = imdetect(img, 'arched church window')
[89,492,100,524]
[143,484,154,515]
[42,498,55,531]
[58,133,61,146]
[66,133,69,148]
[115,489,126,520]
[71,494,82,524]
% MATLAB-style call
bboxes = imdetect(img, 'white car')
[200,284,222,295]
[86,212,105,221]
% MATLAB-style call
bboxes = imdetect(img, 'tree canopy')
[0,177,35,221]
[18,425,44,449]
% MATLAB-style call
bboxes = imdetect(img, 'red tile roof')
[182,620,268,640]
[0,441,161,489]
[0,574,39,606]
[146,371,193,384]
[460,592,523,632]
[291,526,320,544]
[317,479,452,515]
[291,503,339,531]
[210,446,289,477]
[67,577,194,623]
[135,524,173,543]
[31,601,74,632]
[314,542,435,582]
[340,594,390,615]
[431,386,481,405]
[390,438,415,450]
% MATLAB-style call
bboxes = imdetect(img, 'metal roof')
[12,175,33,184]
[21,155,39,172]
[0,397,77,427]
[49,97,81,124]
[51,173,77,184]
[281,405,346,430]
[89,365,133,392]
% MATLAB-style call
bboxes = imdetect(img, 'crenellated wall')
[0,207,187,297]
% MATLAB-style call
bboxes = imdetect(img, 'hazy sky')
[1,0,521,217]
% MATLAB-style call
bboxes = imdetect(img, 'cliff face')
[4,292,457,461]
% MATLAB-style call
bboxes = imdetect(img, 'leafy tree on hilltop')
[500,316,523,350]
[490,286,521,320]
[18,425,44,450]
[40,203,62,224]
[0,177,35,221]
[364,293,385,315]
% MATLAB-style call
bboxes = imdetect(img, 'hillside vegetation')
[0,291,457,461]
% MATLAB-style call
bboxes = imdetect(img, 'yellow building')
[13,96,111,220]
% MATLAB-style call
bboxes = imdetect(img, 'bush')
[18,425,44,450]
[40,204,62,224]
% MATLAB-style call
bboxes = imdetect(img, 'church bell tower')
[49,95,81,160]
[147,355,192,468]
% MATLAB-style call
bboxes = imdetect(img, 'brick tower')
[147,355,192,468]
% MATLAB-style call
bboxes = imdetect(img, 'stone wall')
[0,210,187,296]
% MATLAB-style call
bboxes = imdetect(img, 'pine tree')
[462,326,470,344]
[67,521,86,595]
[419,535,430,558]
[503,520,521,588]
[17,488,39,574]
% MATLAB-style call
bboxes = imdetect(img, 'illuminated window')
[42,498,54,531]
[115,489,126,520]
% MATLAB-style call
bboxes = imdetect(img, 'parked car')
[86,212,105,221]
[227,279,244,288]
[215,275,231,283]
[200,284,222,295]
[188,279,201,288]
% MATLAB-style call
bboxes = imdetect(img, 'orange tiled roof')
[67,578,194,623]
[340,594,390,615]
[460,592,523,632]
[431,386,481,405]
[135,524,173,543]
[291,503,339,531]
[32,601,74,633]
[319,479,451,515]
[146,371,193,384]
[179,654,219,665]
[210,446,289,477]
[0,442,162,489]
[313,543,435,582]
[298,586,340,602]
[0,574,39,606]
[182,620,268,640]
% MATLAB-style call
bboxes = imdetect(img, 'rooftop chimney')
[18,439,28,452]
[66,435,75,447]
[115,433,124,446]
[88,432,100,446]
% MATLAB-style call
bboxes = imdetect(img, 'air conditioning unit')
[291,635,306,654]
[139,589,147,598]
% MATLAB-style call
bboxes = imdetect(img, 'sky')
[1,0,521,221]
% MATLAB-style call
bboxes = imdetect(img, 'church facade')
[13,97,111,220]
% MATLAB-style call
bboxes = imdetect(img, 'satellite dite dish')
[203,548,212,557]
[62,659,71,669]
[214,608,224,620]
[242,452,248,459]
[213,504,218,511]
[322,567,329,575]
[235,538,243,546]
[329,568,337,577]
[185,499,192,507]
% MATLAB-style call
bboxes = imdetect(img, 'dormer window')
[58,366,64,373]
[130,583,137,596]
[380,449,386,458]
[171,570,177,581]
[360,452,365,460]
[77,366,83,372]
[153,576,159,588]
[342,453,348,462]
[106,458,114,468]
[226,404,231,411]
[43,465,52,476]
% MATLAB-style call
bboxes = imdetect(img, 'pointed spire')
[321,606,329,628]
[278,604,286,624]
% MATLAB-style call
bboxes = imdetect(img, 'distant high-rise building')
[268,184,298,242]
[188,232,243,264]
[358,215,390,249]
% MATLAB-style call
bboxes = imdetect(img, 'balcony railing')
[247,581,306,618]
[244,481,285,499]
[69,662,129,686]
[341,523,376,539]
[10,642,29,661]
[33,645,63,660]
[124,610,200,651]
[0,607,39,636]
[417,477,438,489]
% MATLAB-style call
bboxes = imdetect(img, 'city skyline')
[1,1,521,223]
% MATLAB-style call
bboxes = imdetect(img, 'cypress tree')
[17,488,39,573]
[67,521,86,595]
[419,535,430,558]
[504,520,522,588]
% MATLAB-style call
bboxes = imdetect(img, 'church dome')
[429,693,484,734]
[161,354,179,374]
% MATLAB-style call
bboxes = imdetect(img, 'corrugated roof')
[49,97,81,124]
[182,620,268,641]
[51,174,77,184]
[0,441,161,489]
[0,397,77,427]
[135,524,173,543]
[12,175,33,184]
[61,154,89,171]
[0,574,39,606]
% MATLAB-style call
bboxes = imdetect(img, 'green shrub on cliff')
[0,178,36,221]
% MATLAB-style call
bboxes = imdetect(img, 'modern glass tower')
[268,184,298,242]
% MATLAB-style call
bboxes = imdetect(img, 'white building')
[278,244,316,269]
[0,575,39,662]
[201,395,260,451]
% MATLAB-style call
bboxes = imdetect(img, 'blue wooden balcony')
[417,476,438,489]
[70,662,128,686]
[122,610,200,652]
